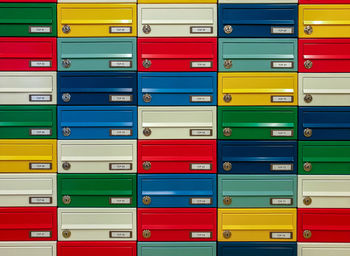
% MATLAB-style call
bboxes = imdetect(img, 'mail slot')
[0,72,56,105]
[298,209,350,242]
[219,38,298,72]
[299,39,350,73]
[299,175,350,208]
[299,107,350,140]
[138,72,217,106]
[138,174,217,207]
[138,4,217,37]
[57,4,136,37]
[58,208,136,241]
[57,106,137,140]
[220,0,298,2]
[218,106,298,140]
[299,5,350,38]
[218,73,297,106]
[0,242,56,256]
[0,207,56,241]
[58,174,136,207]
[139,0,216,2]
[218,242,297,256]
[0,106,56,139]
[59,0,136,2]
[218,4,298,38]
[299,141,350,175]
[57,37,136,71]
[298,243,350,256]
[218,141,297,174]
[138,38,217,72]
[58,140,137,173]
[58,242,136,256]
[0,3,56,37]
[138,208,217,241]
[0,174,56,207]
[0,140,57,173]
[58,72,136,105]
[218,175,297,208]
[0,38,56,71]
[138,140,216,174]
[138,242,216,256]
[218,208,297,242]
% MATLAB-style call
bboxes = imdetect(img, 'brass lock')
[303,230,312,239]
[304,60,313,69]
[223,94,232,103]
[143,161,151,171]
[62,127,71,137]
[62,25,71,34]
[143,128,152,136]
[223,128,232,137]
[142,196,151,205]
[303,162,312,172]
[143,25,151,34]
[303,196,312,206]
[62,195,71,205]
[223,196,232,205]
[304,128,312,138]
[223,162,232,172]
[224,60,232,69]
[142,230,151,239]
[62,162,71,170]
[304,25,313,35]
[62,93,71,103]
[143,94,152,103]
[62,230,71,238]
[223,230,232,239]
[143,59,152,69]
[62,59,71,69]
[224,25,233,34]
[304,94,313,103]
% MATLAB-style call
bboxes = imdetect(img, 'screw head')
[143,128,152,137]
[304,128,312,138]
[143,94,152,103]
[303,162,312,172]
[223,128,232,137]
[304,25,313,35]
[223,230,232,239]
[62,25,71,34]
[62,59,71,68]
[62,195,71,205]
[62,162,71,170]
[304,60,313,69]
[62,93,71,103]
[142,230,151,239]
[224,25,233,34]
[223,94,232,103]
[223,196,232,205]
[223,162,232,172]
[303,196,312,206]
[62,127,71,137]
[303,230,312,239]
[143,161,151,171]
[304,94,313,103]
[62,230,71,238]
[142,196,151,205]
[224,60,232,69]
[143,24,151,34]
[143,59,152,69]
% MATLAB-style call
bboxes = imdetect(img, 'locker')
[0,38,56,71]
[138,4,217,37]
[0,242,56,256]
[0,72,56,105]
[218,140,297,174]
[218,73,297,106]
[138,208,217,241]
[58,242,136,256]
[299,141,350,175]
[138,242,216,256]
[138,38,217,72]
[298,209,350,242]
[218,208,297,242]
[58,140,137,174]
[138,140,217,174]
[298,243,350,256]
[299,5,350,38]
[218,106,298,140]
[0,207,57,241]
[57,106,137,140]
[0,3,56,37]
[0,106,56,139]
[138,72,217,106]
[218,4,298,38]
[58,208,136,241]
[218,175,297,208]
[219,38,298,72]
[57,4,136,37]
[57,72,137,105]
[57,174,136,207]
[57,38,136,71]
[138,174,217,207]
[138,107,216,140]
[218,242,297,256]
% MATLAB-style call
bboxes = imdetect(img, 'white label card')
[30,197,52,204]
[271,198,293,205]
[30,61,52,68]
[110,61,132,68]
[190,163,212,170]
[110,26,132,33]
[30,95,52,102]
[190,96,212,103]
[271,164,293,171]
[110,231,132,238]
[190,129,212,136]
[30,129,52,136]
[271,27,294,34]
[191,62,212,68]
[110,129,132,136]
[271,62,293,69]
[30,231,51,238]
[110,197,131,205]
[30,26,52,33]
[109,95,132,102]
[30,163,52,170]
[110,163,132,170]
[271,96,293,103]
[191,198,212,205]
[271,130,293,137]
[190,27,213,34]
[191,232,212,239]
[270,232,292,239]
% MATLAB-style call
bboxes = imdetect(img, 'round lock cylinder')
[223,94,232,103]
[304,128,312,138]
[223,128,232,137]
[304,94,313,103]
[223,196,232,205]
[62,195,71,205]
[303,162,312,172]
[62,25,71,34]
[142,230,151,239]
[62,230,71,238]
[303,196,312,206]
[224,25,233,34]
[143,94,152,103]
[62,59,71,69]
[142,196,151,205]
[143,25,151,34]
[143,59,152,69]
[143,161,151,171]
[303,230,312,239]
[62,162,71,170]
[62,127,71,137]
[224,60,232,69]
[143,128,152,136]
[62,93,71,103]
[304,60,313,69]
[304,25,313,35]
[223,162,232,172]
[223,230,232,239]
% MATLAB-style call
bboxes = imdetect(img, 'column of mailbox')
[56,0,138,255]
[297,1,350,254]
[0,0,58,254]
[217,1,299,255]
[136,1,218,255]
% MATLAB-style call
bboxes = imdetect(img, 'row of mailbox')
[0,207,349,242]
[3,173,350,209]
[3,4,350,38]
[5,72,350,107]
